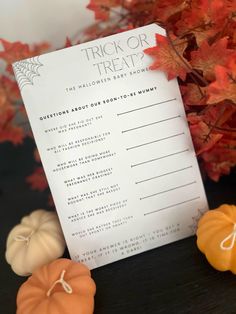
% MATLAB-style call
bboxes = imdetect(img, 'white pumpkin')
[6,209,66,276]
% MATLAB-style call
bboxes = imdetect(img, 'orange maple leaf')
[188,114,223,155]
[32,42,50,55]
[201,104,236,132]
[203,159,234,181]
[176,0,232,46]
[87,0,121,20]
[181,83,207,106]
[152,0,187,23]
[0,39,49,73]
[207,65,236,104]
[191,38,234,81]
[202,145,236,181]
[124,0,156,13]
[0,76,20,103]
[144,34,191,81]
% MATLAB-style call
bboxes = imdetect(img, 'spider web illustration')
[13,56,43,91]
[189,208,206,234]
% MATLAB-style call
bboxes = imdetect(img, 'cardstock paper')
[13,24,208,269]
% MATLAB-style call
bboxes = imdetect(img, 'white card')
[13,24,208,269]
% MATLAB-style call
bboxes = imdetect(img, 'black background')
[1,139,236,314]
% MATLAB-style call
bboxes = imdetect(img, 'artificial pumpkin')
[6,209,66,276]
[197,204,236,273]
[16,258,96,314]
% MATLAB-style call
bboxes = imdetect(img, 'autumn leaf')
[0,39,49,73]
[0,76,20,103]
[176,0,232,45]
[33,148,41,163]
[203,159,234,181]
[0,40,30,62]
[33,42,50,55]
[144,34,191,80]
[181,83,207,106]
[188,114,223,155]
[0,124,24,145]
[227,53,236,74]
[26,167,48,191]
[207,65,236,104]
[152,0,187,24]
[0,106,24,145]
[0,40,32,73]
[202,145,236,181]
[202,103,236,128]
[48,194,55,208]
[176,10,215,46]
[125,0,155,11]
[190,38,234,81]
[64,37,72,47]
[87,0,121,20]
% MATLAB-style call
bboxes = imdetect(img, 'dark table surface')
[1,138,236,314]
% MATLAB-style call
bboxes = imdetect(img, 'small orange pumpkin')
[197,204,236,273]
[17,258,96,314]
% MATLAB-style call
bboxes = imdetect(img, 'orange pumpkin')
[17,258,96,314]
[197,204,236,273]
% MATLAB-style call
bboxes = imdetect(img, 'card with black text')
[13,24,208,269]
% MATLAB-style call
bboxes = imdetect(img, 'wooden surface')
[1,139,236,314]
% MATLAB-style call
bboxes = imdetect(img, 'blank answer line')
[135,166,193,184]
[140,181,197,200]
[117,98,177,116]
[122,115,180,133]
[126,132,184,151]
[131,149,189,168]
[144,197,201,216]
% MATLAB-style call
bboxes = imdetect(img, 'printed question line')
[144,196,201,216]
[135,166,193,184]
[131,148,189,168]
[126,132,184,150]
[117,98,177,116]
[122,115,181,133]
[140,181,197,200]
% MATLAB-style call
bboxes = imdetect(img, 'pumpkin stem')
[14,230,34,246]
[46,270,73,297]
[220,224,236,251]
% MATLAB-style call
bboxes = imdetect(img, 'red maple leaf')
[190,38,234,81]
[144,34,191,80]
[26,167,48,191]
[207,65,236,104]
